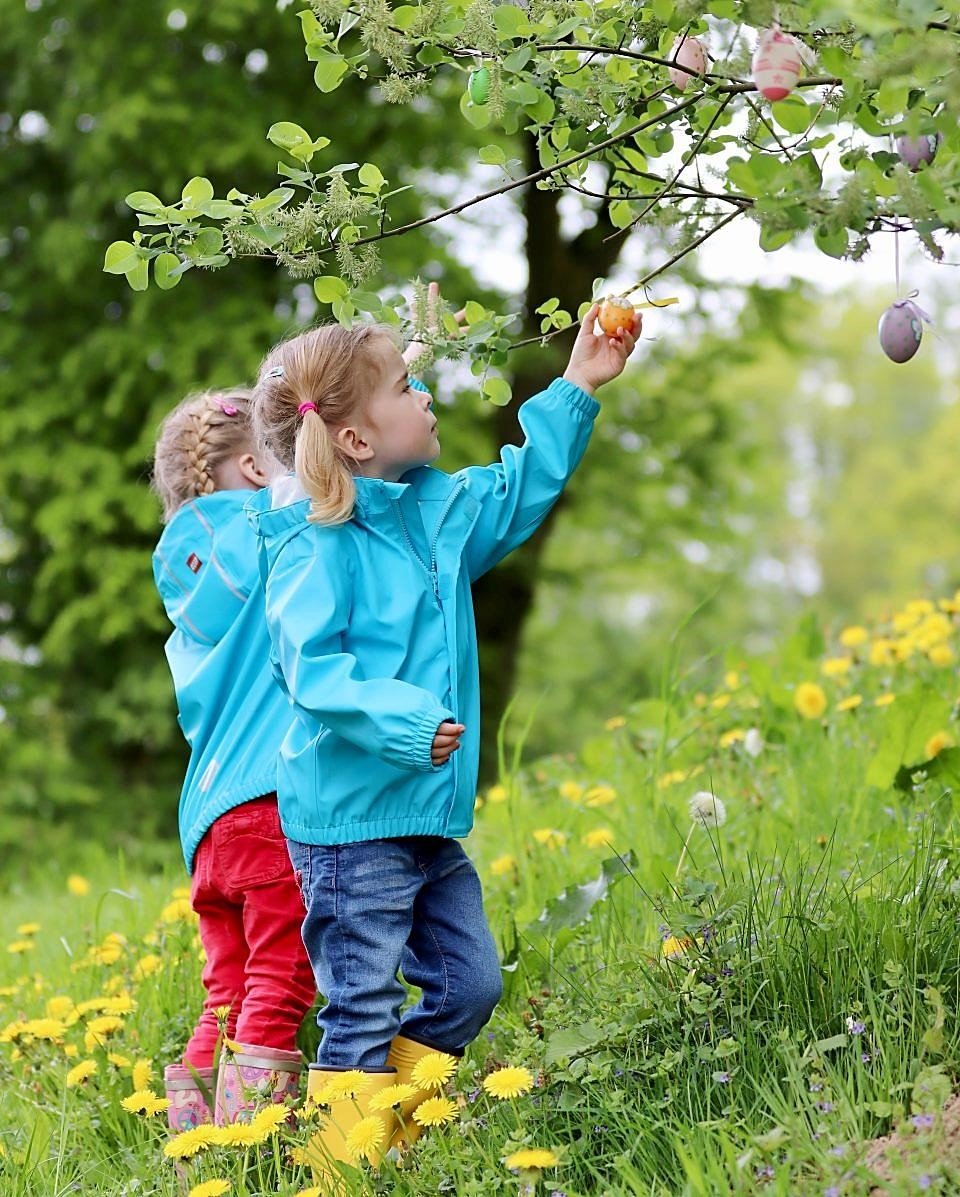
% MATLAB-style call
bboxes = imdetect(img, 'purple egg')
[895,133,940,172]
[878,300,923,363]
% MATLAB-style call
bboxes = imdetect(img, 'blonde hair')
[152,388,255,522]
[252,323,395,526]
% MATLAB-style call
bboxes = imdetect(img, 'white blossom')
[688,790,728,828]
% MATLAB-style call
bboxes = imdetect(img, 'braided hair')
[152,389,254,523]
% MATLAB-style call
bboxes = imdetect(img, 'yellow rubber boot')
[384,1035,458,1148]
[304,1067,398,1190]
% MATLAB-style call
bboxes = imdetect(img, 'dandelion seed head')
[688,791,727,828]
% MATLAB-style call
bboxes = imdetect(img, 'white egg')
[668,35,706,91]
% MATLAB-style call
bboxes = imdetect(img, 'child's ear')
[335,425,374,463]
[237,452,272,487]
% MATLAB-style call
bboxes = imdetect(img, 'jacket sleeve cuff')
[413,707,457,772]
[546,377,602,420]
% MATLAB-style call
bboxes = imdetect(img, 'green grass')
[4,603,960,1195]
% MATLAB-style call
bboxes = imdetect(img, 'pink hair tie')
[215,400,239,416]
[298,402,319,416]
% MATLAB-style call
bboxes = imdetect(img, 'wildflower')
[582,828,613,849]
[121,1089,169,1116]
[604,715,626,730]
[869,638,895,666]
[912,1113,935,1130]
[710,693,731,710]
[160,897,196,924]
[250,1103,289,1135]
[132,954,162,980]
[794,683,827,719]
[188,1182,230,1197]
[875,693,896,707]
[294,1190,324,1197]
[46,996,74,1020]
[845,1017,865,1035]
[66,1060,97,1087]
[131,1060,154,1091]
[314,1070,370,1103]
[107,1052,131,1069]
[344,1116,386,1161]
[906,599,935,617]
[715,1071,731,1084]
[505,1147,560,1170]
[925,731,953,759]
[724,670,740,689]
[16,923,40,936]
[744,728,764,757]
[490,854,516,877]
[486,784,508,804]
[719,728,745,748]
[657,769,688,789]
[163,1125,219,1158]
[67,875,90,896]
[410,1052,456,1091]
[836,694,862,712]
[20,1018,66,1042]
[688,791,727,828]
[215,1123,260,1147]
[482,1066,533,1099]
[532,828,566,849]
[584,784,616,808]
[839,625,868,648]
[214,1005,232,1029]
[412,1096,458,1127]
[661,936,692,959]
[7,941,33,954]
[64,1044,78,1058]
[368,1082,418,1111]
[821,657,853,677]
[929,644,955,666]
[558,781,583,802]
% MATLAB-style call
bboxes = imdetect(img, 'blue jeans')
[287,836,503,1069]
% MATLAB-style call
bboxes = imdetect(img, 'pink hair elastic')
[215,400,239,416]
[298,402,319,416]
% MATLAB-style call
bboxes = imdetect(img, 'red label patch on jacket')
[186,553,203,574]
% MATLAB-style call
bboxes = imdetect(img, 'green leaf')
[357,162,385,191]
[313,51,349,94]
[866,686,951,789]
[181,177,214,207]
[529,851,637,938]
[267,121,316,163]
[103,241,140,275]
[248,187,295,217]
[124,191,165,214]
[153,252,182,290]
[814,225,847,258]
[758,225,797,252]
[478,144,506,166]
[124,257,149,292]
[771,97,813,135]
[544,1021,604,1067]
[493,2,528,38]
[482,377,513,406]
[313,275,349,303]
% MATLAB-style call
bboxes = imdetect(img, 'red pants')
[183,795,315,1068]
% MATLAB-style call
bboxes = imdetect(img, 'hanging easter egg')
[878,298,928,363]
[751,27,804,101]
[598,297,640,336]
[668,35,706,91]
[468,67,490,105]
[895,133,940,172]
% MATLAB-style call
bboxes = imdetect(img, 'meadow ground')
[4,597,960,1196]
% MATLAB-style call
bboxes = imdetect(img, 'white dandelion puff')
[743,728,764,758]
[688,791,728,828]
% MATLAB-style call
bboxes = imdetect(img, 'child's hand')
[562,302,638,395]
[404,281,466,368]
[432,721,465,766]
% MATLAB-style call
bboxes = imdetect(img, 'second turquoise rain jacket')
[247,377,601,847]
[153,491,294,871]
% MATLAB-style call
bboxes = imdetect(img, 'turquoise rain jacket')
[247,377,600,846]
[153,491,294,871]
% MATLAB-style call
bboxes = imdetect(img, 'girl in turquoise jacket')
[152,389,315,1129]
[247,302,638,1175]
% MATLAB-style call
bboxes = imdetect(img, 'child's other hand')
[404,282,466,368]
[562,302,638,396]
[432,721,465,766]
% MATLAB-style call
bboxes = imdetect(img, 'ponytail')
[294,408,356,526]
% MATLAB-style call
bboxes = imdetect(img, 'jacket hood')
[153,491,257,646]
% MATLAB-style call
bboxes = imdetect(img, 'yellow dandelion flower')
[99,994,135,1016]
[20,1018,66,1042]
[214,1123,260,1147]
[368,1082,418,1111]
[821,656,853,678]
[584,784,616,808]
[132,954,162,980]
[505,1147,560,1170]
[410,1052,456,1091]
[315,1070,371,1102]
[343,1115,386,1161]
[86,1015,124,1038]
[719,728,745,748]
[724,670,741,689]
[661,936,692,960]
[892,610,920,633]
[64,1043,79,1058]
[869,638,896,666]
[294,1189,323,1197]
[558,780,584,803]
[490,854,516,877]
[485,784,508,804]
[66,875,90,896]
[875,693,896,708]
[213,1004,232,1028]
[794,683,827,720]
[531,828,566,849]
[710,693,731,710]
[121,1088,169,1116]
[46,996,74,1020]
[836,694,863,712]
[929,644,955,667]
[16,923,40,936]
[604,715,626,730]
[582,828,613,849]
[892,638,916,663]
[88,942,123,966]
[411,1096,458,1127]
[839,625,868,648]
[66,1060,97,1087]
[482,1066,533,1100]
[160,897,196,925]
[657,769,688,789]
[905,599,935,617]
[107,1052,131,1069]
[7,941,33,954]
[250,1103,289,1135]
[163,1125,219,1159]
[925,731,954,759]
[171,884,191,899]
[188,1182,230,1197]
[132,1059,154,1091]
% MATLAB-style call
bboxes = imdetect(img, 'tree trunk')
[473,136,622,779]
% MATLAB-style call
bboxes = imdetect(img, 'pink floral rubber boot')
[213,1044,304,1125]
[164,1063,215,1131]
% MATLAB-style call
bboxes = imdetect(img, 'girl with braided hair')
[151,388,315,1130]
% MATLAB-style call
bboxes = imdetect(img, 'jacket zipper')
[394,480,465,604]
